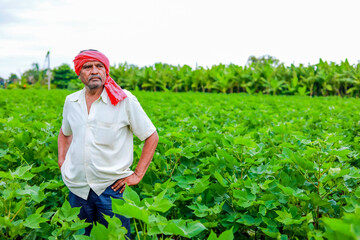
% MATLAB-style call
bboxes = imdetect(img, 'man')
[58,49,158,238]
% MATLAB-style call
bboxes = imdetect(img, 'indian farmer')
[57,49,159,238]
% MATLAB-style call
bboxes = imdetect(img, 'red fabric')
[73,51,127,106]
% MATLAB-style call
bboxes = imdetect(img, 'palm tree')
[23,63,44,85]
[172,65,192,92]
[191,66,206,92]
[141,64,168,92]
[345,64,360,97]
[208,64,235,93]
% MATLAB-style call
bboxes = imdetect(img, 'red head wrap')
[73,50,127,106]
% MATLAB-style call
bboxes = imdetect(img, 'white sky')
[1,0,360,78]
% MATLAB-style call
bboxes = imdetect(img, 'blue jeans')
[69,184,131,239]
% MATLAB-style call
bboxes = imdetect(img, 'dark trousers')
[69,185,131,239]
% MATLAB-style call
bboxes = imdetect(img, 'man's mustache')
[88,75,102,81]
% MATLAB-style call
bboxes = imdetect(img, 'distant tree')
[22,63,46,84]
[52,64,79,89]
[247,55,280,67]
[8,73,19,84]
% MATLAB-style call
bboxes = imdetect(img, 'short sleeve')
[61,98,72,136]
[125,93,156,141]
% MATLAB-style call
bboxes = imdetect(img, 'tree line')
[3,55,360,97]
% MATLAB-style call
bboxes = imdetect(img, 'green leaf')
[162,220,206,238]
[282,148,314,171]
[218,228,234,240]
[216,149,235,165]
[277,184,310,200]
[309,192,331,207]
[59,200,81,221]
[148,189,174,213]
[185,221,208,238]
[69,221,91,231]
[112,198,149,223]
[322,217,352,237]
[207,231,219,240]
[89,222,109,239]
[90,214,128,239]
[0,171,12,180]
[123,184,140,206]
[207,228,234,240]
[73,235,91,240]
[329,147,351,158]
[280,235,289,240]
[11,165,35,180]
[275,209,308,225]
[174,175,197,189]
[35,205,46,214]
[0,148,8,158]
[165,148,182,156]
[260,226,280,238]
[236,215,256,226]
[321,168,350,183]
[213,171,229,187]
[259,205,266,216]
[16,185,46,203]
[355,188,360,198]
[23,214,48,229]
[189,175,210,194]
[233,190,256,201]
[234,136,257,148]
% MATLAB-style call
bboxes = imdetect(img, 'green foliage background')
[1,89,360,239]
[4,56,360,98]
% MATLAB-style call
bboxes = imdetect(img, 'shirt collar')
[68,88,85,104]
[68,87,109,105]
[99,88,109,104]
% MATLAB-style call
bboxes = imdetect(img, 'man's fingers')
[112,178,129,191]
[112,180,124,191]
[120,184,126,193]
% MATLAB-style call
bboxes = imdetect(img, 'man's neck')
[85,86,104,99]
[85,86,104,114]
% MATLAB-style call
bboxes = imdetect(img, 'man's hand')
[111,131,159,194]
[111,173,142,193]
[58,160,65,170]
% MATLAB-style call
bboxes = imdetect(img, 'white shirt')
[60,88,156,200]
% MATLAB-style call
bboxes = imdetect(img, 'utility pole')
[44,51,51,90]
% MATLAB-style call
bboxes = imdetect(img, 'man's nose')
[90,65,99,74]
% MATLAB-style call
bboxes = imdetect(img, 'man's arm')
[112,131,159,193]
[58,128,73,170]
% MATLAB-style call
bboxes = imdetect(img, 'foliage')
[7,74,19,84]
[6,56,360,96]
[52,64,80,89]
[107,56,360,96]
[22,63,48,85]
[1,90,360,239]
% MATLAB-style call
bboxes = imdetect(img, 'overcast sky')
[1,0,360,78]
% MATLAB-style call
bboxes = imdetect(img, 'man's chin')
[87,83,103,90]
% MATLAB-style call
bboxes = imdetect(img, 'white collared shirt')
[60,88,156,200]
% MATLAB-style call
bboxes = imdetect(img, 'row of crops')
[1,89,360,239]
[108,58,360,97]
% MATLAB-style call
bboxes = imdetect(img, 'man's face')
[79,61,107,90]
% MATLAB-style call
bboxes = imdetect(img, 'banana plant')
[208,64,235,93]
